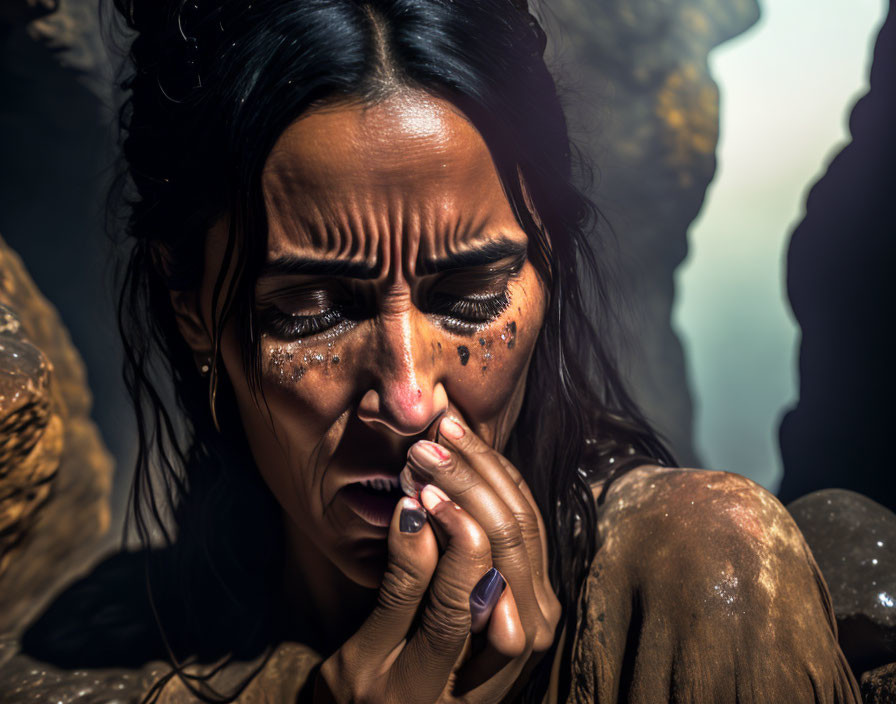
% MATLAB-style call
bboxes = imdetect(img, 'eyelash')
[428,290,511,335]
[258,307,349,340]
[259,288,512,341]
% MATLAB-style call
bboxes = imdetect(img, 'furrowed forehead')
[259,91,527,271]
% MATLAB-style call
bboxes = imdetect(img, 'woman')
[98,0,860,701]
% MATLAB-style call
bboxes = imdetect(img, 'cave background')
[0,0,894,534]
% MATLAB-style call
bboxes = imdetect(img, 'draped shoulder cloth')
[567,466,861,703]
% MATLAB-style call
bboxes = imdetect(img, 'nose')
[357,307,448,436]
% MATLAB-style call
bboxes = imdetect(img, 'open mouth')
[340,475,405,528]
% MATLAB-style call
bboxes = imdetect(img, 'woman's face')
[197,90,547,588]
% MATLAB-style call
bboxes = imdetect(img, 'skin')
[172,89,561,701]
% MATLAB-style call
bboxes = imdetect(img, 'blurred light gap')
[673,0,887,490]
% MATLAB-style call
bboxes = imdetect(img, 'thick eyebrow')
[258,256,380,280]
[416,237,528,276]
[258,237,528,281]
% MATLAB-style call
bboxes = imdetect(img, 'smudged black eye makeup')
[258,306,350,340]
[427,290,511,335]
[256,250,526,341]
[422,250,526,335]
[257,286,363,341]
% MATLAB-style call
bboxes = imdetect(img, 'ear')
[169,289,212,363]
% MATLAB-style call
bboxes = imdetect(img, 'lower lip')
[340,483,404,528]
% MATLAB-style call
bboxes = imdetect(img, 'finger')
[486,581,526,657]
[345,496,438,668]
[440,416,546,578]
[437,415,561,640]
[454,585,527,697]
[470,567,506,633]
[492,453,561,637]
[404,435,544,645]
[392,485,493,703]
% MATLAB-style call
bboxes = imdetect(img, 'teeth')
[361,476,400,492]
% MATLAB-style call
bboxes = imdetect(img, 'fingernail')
[440,415,465,440]
[399,498,427,533]
[420,484,450,512]
[400,465,425,498]
[470,567,506,632]
[410,440,449,466]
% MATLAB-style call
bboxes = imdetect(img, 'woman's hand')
[314,414,561,703]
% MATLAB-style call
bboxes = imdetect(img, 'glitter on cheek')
[457,345,470,365]
[265,338,341,387]
[500,320,517,349]
[478,336,493,372]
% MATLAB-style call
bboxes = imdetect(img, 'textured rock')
[0,303,59,574]
[0,235,114,644]
[545,0,759,465]
[861,661,896,704]
[788,489,896,676]
[0,643,321,704]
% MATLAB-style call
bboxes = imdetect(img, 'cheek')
[219,325,362,518]
[444,267,545,433]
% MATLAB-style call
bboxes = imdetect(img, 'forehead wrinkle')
[261,91,528,280]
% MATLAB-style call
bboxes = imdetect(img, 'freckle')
[457,345,470,365]
[479,338,486,346]
[437,342,442,351]
[481,365,488,372]
[332,355,340,365]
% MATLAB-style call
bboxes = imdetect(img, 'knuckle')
[420,588,472,653]
[489,519,525,555]
[513,510,542,541]
[378,563,428,610]
[431,572,477,617]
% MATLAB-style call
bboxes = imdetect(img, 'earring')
[199,356,211,377]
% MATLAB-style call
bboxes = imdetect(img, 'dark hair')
[111,0,674,700]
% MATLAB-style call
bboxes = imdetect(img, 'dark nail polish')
[400,506,427,533]
[469,567,506,631]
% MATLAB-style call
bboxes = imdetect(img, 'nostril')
[358,383,448,437]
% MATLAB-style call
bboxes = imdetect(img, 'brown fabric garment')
[568,466,861,704]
